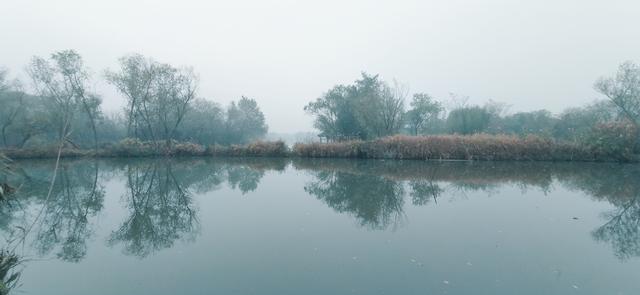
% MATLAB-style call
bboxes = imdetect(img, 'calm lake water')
[1,158,639,294]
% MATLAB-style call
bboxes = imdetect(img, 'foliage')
[553,101,619,142]
[446,106,493,135]
[207,140,289,157]
[595,61,640,127]
[585,122,639,161]
[489,110,556,137]
[305,73,405,140]
[28,50,101,148]
[224,96,268,144]
[105,138,205,157]
[105,54,198,143]
[177,98,225,145]
[404,93,443,135]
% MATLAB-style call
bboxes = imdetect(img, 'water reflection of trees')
[107,157,287,257]
[0,160,104,262]
[107,160,200,257]
[1,157,639,262]
[0,157,287,262]
[556,164,640,261]
[295,159,640,260]
[305,170,405,229]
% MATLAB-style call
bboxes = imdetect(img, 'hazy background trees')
[28,50,102,149]
[305,73,407,140]
[105,54,198,144]
[104,54,267,146]
[303,64,638,158]
[224,96,268,144]
[0,51,639,154]
[0,50,270,149]
[404,93,443,136]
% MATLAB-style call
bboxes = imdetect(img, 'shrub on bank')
[0,139,289,159]
[105,138,157,157]
[104,138,207,157]
[293,135,606,162]
[292,141,362,158]
[585,122,639,162]
[0,146,90,159]
[207,140,289,157]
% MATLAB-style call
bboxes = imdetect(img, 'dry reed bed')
[0,139,289,159]
[293,135,606,161]
[1,135,635,162]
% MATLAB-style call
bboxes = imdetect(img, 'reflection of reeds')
[0,250,21,295]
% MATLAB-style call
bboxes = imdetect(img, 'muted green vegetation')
[304,67,640,161]
[0,51,268,151]
[1,51,640,161]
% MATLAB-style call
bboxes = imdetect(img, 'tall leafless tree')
[595,61,640,128]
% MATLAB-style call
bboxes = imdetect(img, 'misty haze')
[1,1,640,294]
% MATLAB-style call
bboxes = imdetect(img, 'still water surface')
[1,158,639,294]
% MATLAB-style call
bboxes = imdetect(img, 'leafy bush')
[586,122,639,162]
[208,141,289,157]
[106,138,206,157]
[293,141,362,158]
[0,146,89,159]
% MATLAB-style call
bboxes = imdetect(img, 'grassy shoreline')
[1,135,637,162]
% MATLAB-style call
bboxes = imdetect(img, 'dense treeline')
[0,50,268,150]
[305,65,640,157]
[2,50,640,161]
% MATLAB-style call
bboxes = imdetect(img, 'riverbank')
[292,135,630,162]
[1,135,637,162]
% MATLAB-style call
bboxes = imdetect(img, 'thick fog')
[1,0,639,133]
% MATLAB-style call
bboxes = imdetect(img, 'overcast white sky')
[1,0,639,132]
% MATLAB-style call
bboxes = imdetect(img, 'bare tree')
[379,80,407,136]
[595,61,640,128]
[154,65,198,146]
[27,50,100,148]
[0,72,26,147]
[106,54,198,146]
[105,54,158,139]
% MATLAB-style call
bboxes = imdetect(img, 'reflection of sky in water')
[1,158,639,295]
